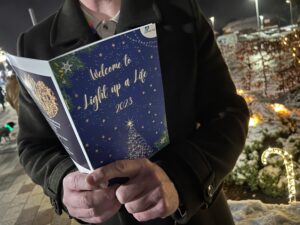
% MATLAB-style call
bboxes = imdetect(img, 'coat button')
[207,184,214,198]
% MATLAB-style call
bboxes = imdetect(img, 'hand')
[87,159,179,222]
[62,171,121,224]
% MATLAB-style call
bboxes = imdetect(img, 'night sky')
[0,0,298,53]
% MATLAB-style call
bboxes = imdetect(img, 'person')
[0,85,5,111]
[17,0,250,225]
[5,74,19,113]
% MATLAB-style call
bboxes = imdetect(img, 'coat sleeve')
[151,1,250,223]
[17,33,76,214]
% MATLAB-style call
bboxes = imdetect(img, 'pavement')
[0,104,80,225]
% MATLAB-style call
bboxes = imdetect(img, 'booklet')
[7,24,169,173]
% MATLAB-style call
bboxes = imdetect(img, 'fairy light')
[249,113,262,127]
[244,95,254,103]
[280,29,300,66]
[261,147,297,203]
[237,89,245,95]
[270,103,290,117]
[236,89,255,103]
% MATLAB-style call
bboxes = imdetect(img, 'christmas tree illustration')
[154,117,169,150]
[51,54,85,87]
[50,54,85,111]
[126,120,154,159]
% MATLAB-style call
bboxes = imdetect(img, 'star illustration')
[61,61,73,73]
[127,120,134,128]
[160,137,166,144]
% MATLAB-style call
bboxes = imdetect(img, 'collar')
[116,0,161,33]
[80,3,120,28]
[50,0,161,47]
[111,11,121,23]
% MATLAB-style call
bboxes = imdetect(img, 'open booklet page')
[7,23,169,173]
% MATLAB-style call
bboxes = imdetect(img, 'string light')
[249,113,263,127]
[261,147,297,203]
[281,29,300,65]
[237,89,255,103]
[270,103,291,117]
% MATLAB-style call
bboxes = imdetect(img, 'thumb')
[86,172,109,189]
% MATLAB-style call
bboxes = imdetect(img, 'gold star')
[127,120,134,128]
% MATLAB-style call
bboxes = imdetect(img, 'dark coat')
[17,0,249,224]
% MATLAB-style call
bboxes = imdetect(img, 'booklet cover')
[7,23,169,173]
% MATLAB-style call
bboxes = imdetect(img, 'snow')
[219,27,300,197]
[229,200,300,225]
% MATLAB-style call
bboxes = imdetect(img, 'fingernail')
[87,174,97,185]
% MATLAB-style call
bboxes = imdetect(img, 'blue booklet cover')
[7,24,169,173]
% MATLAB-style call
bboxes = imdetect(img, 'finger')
[86,171,109,188]
[63,171,98,191]
[116,173,154,204]
[68,198,121,219]
[64,187,117,209]
[89,159,151,184]
[132,199,171,222]
[124,186,162,214]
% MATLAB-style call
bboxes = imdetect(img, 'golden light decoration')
[236,89,254,103]
[237,89,245,95]
[35,81,59,118]
[244,95,254,104]
[249,113,263,127]
[261,147,297,203]
[281,30,300,65]
[270,103,290,117]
